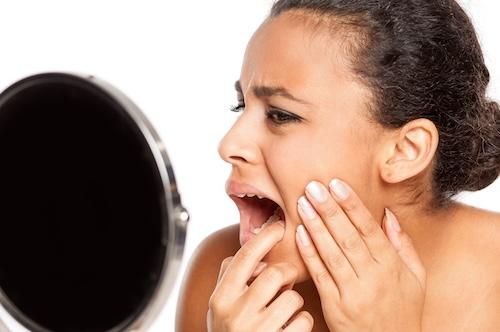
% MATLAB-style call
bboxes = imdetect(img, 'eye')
[266,107,301,126]
[229,102,302,127]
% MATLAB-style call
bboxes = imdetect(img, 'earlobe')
[380,119,439,184]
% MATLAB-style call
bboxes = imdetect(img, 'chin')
[259,219,311,284]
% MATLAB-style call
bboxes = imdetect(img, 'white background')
[0,1,497,331]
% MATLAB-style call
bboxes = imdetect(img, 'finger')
[221,221,285,293]
[304,181,372,276]
[244,262,298,309]
[263,289,304,329]
[282,311,314,332]
[298,193,358,284]
[251,261,268,277]
[384,209,426,288]
[329,179,398,264]
[247,261,268,286]
[216,256,234,284]
[295,224,340,302]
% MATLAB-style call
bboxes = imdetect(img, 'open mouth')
[230,195,286,244]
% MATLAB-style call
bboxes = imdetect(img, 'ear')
[379,119,439,184]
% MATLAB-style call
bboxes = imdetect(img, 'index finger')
[221,221,285,293]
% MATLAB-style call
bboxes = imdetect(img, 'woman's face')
[218,12,385,282]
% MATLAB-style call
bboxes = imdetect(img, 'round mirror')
[0,72,188,332]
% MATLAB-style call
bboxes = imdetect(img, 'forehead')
[239,11,362,99]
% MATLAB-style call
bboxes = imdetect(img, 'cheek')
[266,131,350,222]
[262,140,327,282]
[261,126,374,282]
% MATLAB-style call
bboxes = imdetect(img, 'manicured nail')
[296,224,311,246]
[298,196,316,220]
[385,208,401,233]
[329,179,349,200]
[306,181,328,203]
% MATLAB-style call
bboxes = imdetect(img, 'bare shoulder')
[457,204,500,258]
[422,204,500,330]
[175,224,240,332]
[458,206,500,331]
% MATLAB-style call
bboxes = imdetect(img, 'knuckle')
[282,289,304,308]
[344,297,367,318]
[348,302,363,318]
[280,262,299,280]
[222,256,233,264]
[341,197,357,212]
[262,266,285,283]
[339,232,362,251]
[323,202,341,219]
[208,292,217,307]
[326,252,347,271]
[313,269,332,287]
[358,220,378,237]
[208,293,226,315]
[220,256,233,268]
[236,245,256,261]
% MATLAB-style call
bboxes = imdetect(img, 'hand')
[295,178,426,332]
[207,221,314,332]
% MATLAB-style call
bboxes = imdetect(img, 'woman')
[176,0,500,331]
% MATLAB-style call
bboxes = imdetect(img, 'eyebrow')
[234,80,311,106]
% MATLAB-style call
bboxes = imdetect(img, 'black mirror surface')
[0,74,171,332]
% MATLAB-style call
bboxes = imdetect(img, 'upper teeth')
[236,193,264,199]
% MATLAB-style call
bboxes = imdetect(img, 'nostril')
[230,155,247,163]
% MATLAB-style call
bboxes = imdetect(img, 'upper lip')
[225,179,274,201]
[225,179,286,224]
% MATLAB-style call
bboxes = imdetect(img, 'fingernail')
[306,181,328,203]
[385,208,401,233]
[277,220,285,228]
[329,179,349,200]
[298,196,316,220]
[296,224,311,246]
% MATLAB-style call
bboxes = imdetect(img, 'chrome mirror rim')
[0,72,189,332]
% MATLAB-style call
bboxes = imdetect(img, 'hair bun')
[461,100,500,192]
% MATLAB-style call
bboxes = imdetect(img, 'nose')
[218,113,260,166]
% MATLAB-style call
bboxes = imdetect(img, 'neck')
[387,198,462,264]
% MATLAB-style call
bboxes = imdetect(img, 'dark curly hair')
[269,0,500,207]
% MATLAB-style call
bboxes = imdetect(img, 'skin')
[176,11,500,332]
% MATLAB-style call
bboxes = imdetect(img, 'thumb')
[384,208,426,289]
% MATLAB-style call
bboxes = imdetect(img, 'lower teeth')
[251,206,283,234]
